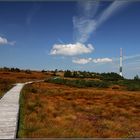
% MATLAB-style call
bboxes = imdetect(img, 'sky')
[0,1,140,78]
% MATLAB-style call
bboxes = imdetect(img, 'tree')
[25,69,31,74]
[100,72,124,81]
[134,75,139,80]
[42,70,46,73]
[64,70,72,77]
[10,67,20,72]
[3,67,10,71]
[53,69,58,76]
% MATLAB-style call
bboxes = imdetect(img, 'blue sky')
[0,1,140,78]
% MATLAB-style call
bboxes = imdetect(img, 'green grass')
[17,85,27,137]
[45,78,109,88]
[46,78,140,91]
[118,80,140,91]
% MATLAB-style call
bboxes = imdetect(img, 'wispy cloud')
[111,54,140,63]
[73,0,130,43]
[96,1,130,28]
[108,54,140,71]
[50,0,130,63]
[73,57,112,64]
[124,54,140,61]
[57,38,65,44]
[50,42,94,56]
[73,0,99,43]
[73,17,96,43]
[0,36,15,46]
[26,3,41,25]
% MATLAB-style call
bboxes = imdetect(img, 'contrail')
[26,3,41,25]
[124,54,140,61]
[96,1,131,29]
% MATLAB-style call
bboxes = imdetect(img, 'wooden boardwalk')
[0,83,25,139]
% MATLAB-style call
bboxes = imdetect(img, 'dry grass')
[0,70,48,83]
[0,70,49,98]
[18,82,140,138]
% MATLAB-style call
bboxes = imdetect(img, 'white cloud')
[73,57,112,64]
[92,58,112,63]
[0,37,8,45]
[72,58,92,64]
[0,36,15,46]
[50,42,94,56]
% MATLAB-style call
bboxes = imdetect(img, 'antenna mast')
[120,48,123,76]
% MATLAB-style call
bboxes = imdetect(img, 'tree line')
[64,70,124,81]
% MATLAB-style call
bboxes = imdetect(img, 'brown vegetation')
[18,82,140,138]
[0,70,49,98]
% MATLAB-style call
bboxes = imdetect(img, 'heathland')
[0,68,140,138]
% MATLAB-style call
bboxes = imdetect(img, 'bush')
[85,80,109,88]
[25,69,32,74]
[127,84,140,91]
[100,72,124,81]
[111,85,120,89]
[46,78,109,88]
[3,67,10,71]
[28,86,38,93]
[10,67,20,72]
[63,70,124,80]
[118,80,140,91]
[134,75,139,81]
[41,70,46,73]
[64,70,72,77]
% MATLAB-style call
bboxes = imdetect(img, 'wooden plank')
[0,83,25,139]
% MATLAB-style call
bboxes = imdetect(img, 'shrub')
[63,70,124,80]
[64,70,72,77]
[127,84,140,91]
[46,78,109,88]
[134,75,139,81]
[10,67,20,72]
[27,86,38,93]
[3,67,10,71]
[118,80,140,91]
[100,72,124,81]
[111,85,120,89]
[25,69,32,74]
[42,70,46,73]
